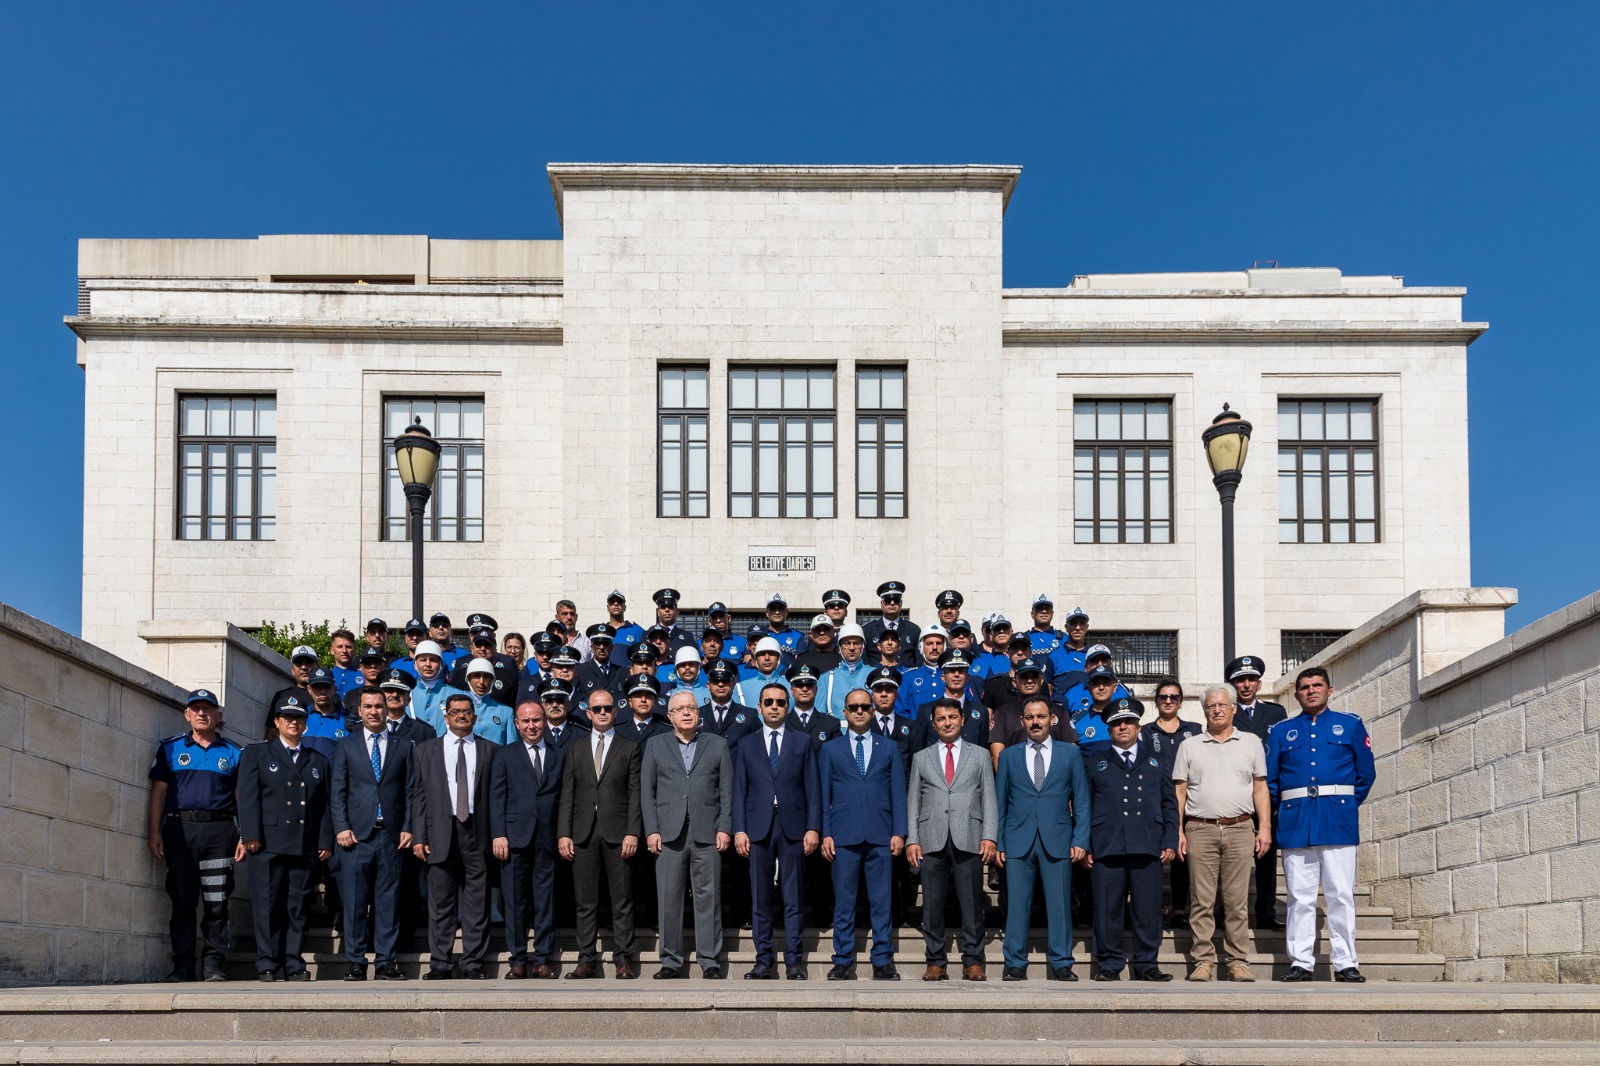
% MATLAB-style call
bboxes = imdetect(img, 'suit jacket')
[557,730,643,847]
[1235,700,1288,745]
[909,696,991,754]
[237,741,334,856]
[331,728,414,843]
[387,715,437,746]
[640,731,733,845]
[616,714,671,748]
[995,739,1090,860]
[542,719,589,750]
[1083,742,1179,858]
[410,732,497,865]
[786,707,843,747]
[732,726,821,843]
[699,700,758,749]
[490,739,565,851]
[818,730,908,847]
[905,739,997,855]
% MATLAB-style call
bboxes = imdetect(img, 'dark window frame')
[1072,399,1174,544]
[1277,398,1381,545]
[175,394,277,542]
[657,365,710,519]
[727,366,837,520]
[1280,629,1352,675]
[1095,630,1180,685]
[380,396,486,544]
[856,365,907,519]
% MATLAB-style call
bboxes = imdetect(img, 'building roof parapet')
[65,315,562,343]
[1003,320,1489,345]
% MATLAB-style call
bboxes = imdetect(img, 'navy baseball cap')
[185,688,220,708]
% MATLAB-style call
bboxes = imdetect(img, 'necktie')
[854,734,867,777]
[879,716,892,737]
[532,745,543,783]
[1032,742,1046,790]
[716,706,727,727]
[454,738,469,822]
[369,733,383,820]
[1123,750,1135,771]
[769,731,780,773]
[944,743,956,786]
[289,747,299,765]
[594,734,606,781]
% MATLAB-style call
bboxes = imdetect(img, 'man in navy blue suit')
[491,699,565,979]
[996,695,1090,981]
[819,688,908,981]
[733,681,822,980]
[331,689,414,981]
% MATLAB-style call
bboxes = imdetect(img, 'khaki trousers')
[1185,820,1254,966]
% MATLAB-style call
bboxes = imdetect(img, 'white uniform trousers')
[1282,844,1358,970]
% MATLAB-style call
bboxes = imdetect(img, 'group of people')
[148,584,1375,984]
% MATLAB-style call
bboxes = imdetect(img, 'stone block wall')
[1271,587,1600,981]
[0,604,190,983]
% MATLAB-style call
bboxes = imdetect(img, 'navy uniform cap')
[466,612,498,632]
[707,601,729,615]
[186,688,220,708]
[1007,633,1034,651]
[1087,665,1118,684]
[307,667,335,687]
[867,666,902,689]
[468,625,495,644]
[627,673,661,696]
[550,646,582,668]
[366,617,389,632]
[629,644,657,665]
[822,589,851,607]
[939,649,974,671]
[403,617,427,634]
[948,618,974,637]
[586,623,617,641]
[1226,655,1264,681]
[429,612,451,626]
[359,648,387,665]
[1104,700,1141,725]
[538,678,573,701]
[701,626,724,640]
[1015,657,1046,676]
[531,633,561,654]
[273,699,308,718]
[705,660,738,682]
[646,624,671,639]
[935,589,964,609]
[876,581,906,599]
[545,620,568,636]
[606,588,627,603]
[379,669,414,692]
[786,663,820,683]
[875,628,903,645]
[1065,606,1090,623]
[652,588,680,608]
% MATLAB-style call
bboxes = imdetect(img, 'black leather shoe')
[421,968,453,981]
[462,969,488,980]
[1002,966,1028,981]
[164,968,197,983]
[871,963,900,981]
[374,965,408,981]
[202,969,227,983]
[745,965,777,980]
[343,965,367,981]
[1132,970,1174,982]
[257,971,278,983]
[1048,967,1078,982]
[1278,966,1315,982]
[826,964,854,981]
[1255,915,1286,930]
[284,970,312,982]
[1092,970,1121,981]
[654,966,685,980]
[1334,967,1366,983]
[786,965,808,980]
[702,965,725,980]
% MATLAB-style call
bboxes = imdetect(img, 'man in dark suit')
[860,580,920,667]
[996,695,1090,981]
[733,681,822,980]
[491,697,565,979]
[701,658,757,925]
[237,700,334,981]
[1228,655,1289,929]
[776,682,838,926]
[1084,704,1178,982]
[819,689,908,981]
[331,688,414,981]
[411,693,497,979]
[557,690,643,979]
[379,670,437,745]
[864,666,917,924]
[642,690,734,979]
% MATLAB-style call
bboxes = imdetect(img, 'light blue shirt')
[821,658,874,717]
[735,670,789,708]
[847,728,874,773]
[410,676,467,736]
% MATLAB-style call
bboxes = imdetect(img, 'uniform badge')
[177,753,191,766]
[735,713,746,723]
[898,725,909,737]
[493,715,502,725]
[1332,724,1345,736]
[1083,726,1098,740]
[311,768,320,779]
[970,710,980,720]
[268,762,279,773]
[494,680,504,691]
[1286,729,1298,742]
[334,729,347,739]
[1148,757,1159,767]
[1096,760,1108,771]
[217,757,230,770]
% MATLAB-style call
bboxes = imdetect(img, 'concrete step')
[2,984,1596,1053]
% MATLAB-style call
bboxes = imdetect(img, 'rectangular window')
[1073,400,1173,544]
[1280,629,1351,675]
[729,367,835,518]
[176,395,276,541]
[658,366,709,518]
[382,397,485,542]
[1095,630,1179,684]
[1278,399,1379,544]
[856,366,907,518]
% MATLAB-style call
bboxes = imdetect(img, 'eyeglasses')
[1156,694,1183,703]
[588,704,615,713]
[844,702,872,711]
[540,696,569,704]
[760,698,788,706]
[791,680,816,687]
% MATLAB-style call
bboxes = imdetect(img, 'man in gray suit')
[642,690,734,979]
[906,697,999,982]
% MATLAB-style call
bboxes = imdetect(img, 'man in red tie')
[904,699,999,981]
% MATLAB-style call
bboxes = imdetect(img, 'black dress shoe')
[258,971,278,983]
[1092,969,1121,981]
[462,969,488,980]
[1048,967,1078,982]
[1334,967,1366,983]
[745,965,777,980]
[374,965,408,981]
[871,963,900,981]
[702,965,725,980]
[284,970,312,983]
[1132,970,1174,982]
[1255,915,1286,930]
[826,964,855,981]
[654,966,686,980]
[164,968,197,983]
[344,965,368,981]
[202,969,227,983]
[421,968,453,981]
[786,966,808,980]
[1002,966,1029,981]
[1278,966,1315,982]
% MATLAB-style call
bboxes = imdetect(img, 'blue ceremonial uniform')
[300,710,350,762]
[1266,710,1375,848]
[472,696,517,746]
[820,659,875,716]
[735,670,789,708]
[410,676,468,736]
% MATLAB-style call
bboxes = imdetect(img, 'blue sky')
[2,3,1596,636]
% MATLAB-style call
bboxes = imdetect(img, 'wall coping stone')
[0,604,185,708]
[1418,588,1600,698]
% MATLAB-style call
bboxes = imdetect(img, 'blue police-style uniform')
[895,662,982,717]
[750,623,804,659]
[611,622,646,664]
[1266,710,1376,848]
[1069,706,1112,757]
[735,669,789,708]
[434,642,470,673]
[391,656,419,680]
[663,674,710,706]
[150,730,245,978]
[410,676,467,736]
[1027,628,1063,657]
[471,694,517,746]
[1062,680,1131,714]
[970,650,1011,682]
[300,710,350,762]
[714,631,748,663]
[820,658,875,717]
[333,664,365,696]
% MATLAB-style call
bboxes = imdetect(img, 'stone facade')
[73,164,1485,692]
[1268,587,1600,982]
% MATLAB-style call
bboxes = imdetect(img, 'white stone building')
[70,163,1485,687]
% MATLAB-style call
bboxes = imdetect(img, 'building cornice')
[546,163,1023,227]
[1002,321,1489,345]
[64,315,562,343]
[1004,287,1468,299]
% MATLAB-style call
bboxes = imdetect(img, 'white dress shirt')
[524,739,547,776]
[362,727,387,771]
[591,727,616,770]
[443,733,479,815]
[1030,735,1054,776]
[848,728,874,773]
[939,737,963,775]
[764,725,784,758]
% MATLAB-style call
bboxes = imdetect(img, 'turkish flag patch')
[1365,736,1372,748]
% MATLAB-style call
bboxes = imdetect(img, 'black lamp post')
[392,417,442,623]
[1203,404,1253,666]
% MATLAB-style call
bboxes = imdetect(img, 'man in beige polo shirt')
[1171,685,1271,982]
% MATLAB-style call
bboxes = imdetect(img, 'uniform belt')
[1184,814,1253,826]
[1280,784,1355,801]
[169,810,233,823]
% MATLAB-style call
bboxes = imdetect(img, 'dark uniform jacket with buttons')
[1083,742,1179,859]
[786,706,843,747]
[1233,699,1288,745]
[236,741,334,856]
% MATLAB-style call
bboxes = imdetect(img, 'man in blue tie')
[996,695,1090,981]
[819,688,907,981]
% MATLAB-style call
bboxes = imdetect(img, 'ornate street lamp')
[392,417,442,623]
[1203,404,1253,666]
